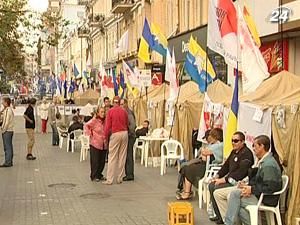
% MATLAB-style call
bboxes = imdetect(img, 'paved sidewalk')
[0,118,215,225]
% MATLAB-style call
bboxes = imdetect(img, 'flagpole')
[205,46,208,91]
[279,0,284,71]
[168,62,184,140]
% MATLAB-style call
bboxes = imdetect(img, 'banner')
[197,93,224,141]
[260,40,289,74]
[151,65,164,85]
[238,102,272,150]
[139,69,152,87]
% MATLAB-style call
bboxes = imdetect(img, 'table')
[139,136,169,167]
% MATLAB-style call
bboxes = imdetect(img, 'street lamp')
[28,0,49,13]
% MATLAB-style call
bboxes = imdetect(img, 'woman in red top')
[84,106,108,182]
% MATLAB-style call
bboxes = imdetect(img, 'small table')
[139,136,169,167]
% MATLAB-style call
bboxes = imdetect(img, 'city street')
[0,117,214,225]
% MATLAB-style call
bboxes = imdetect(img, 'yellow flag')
[138,38,151,63]
[243,4,261,47]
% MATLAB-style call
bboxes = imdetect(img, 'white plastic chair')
[57,127,68,149]
[160,139,184,176]
[67,129,83,153]
[79,135,89,162]
[198,163,222,209]
[133,138,146,165]
[245,175,289,225]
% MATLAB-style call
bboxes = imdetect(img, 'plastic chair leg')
[141,148,144,165]
[198,179,204,208]
[275,208,282,225]
[71,141,74,153]
[160,157,164,175]
[246,206,259,225]
[67,139,70,152]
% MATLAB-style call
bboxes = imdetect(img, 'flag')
[122,60,139,87]
[166,48,178,100]
[111,68,119,96]
[184,36,216,92]
[151,22,168,56]
[55,76,62,96]
[115,30,129,54]
[138,18,154,63]
[119,70,126,98]
[82,71,89,87]
[223,71,239,158]
[243,4,261,47]
[60,64,66,81]
[74,64,80,77]
[237,5,269,93]
[207,0,239,67]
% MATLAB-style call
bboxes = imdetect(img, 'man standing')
[23,98,37,160]
[223,135,282,225]
[120,98,136,181]
[0,97,14,167]
[103,96,128,185]
[103,97,112,114]
[39,99,49,134]
[208,131,254,224]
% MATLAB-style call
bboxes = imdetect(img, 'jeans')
[224,189,258,225]
[2,131,14,165]
[51,124,59,145]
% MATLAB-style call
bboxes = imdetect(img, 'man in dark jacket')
[223,135,282,225]
[208,131,254,224]
[67,115,83,151]
[135,120,149,138]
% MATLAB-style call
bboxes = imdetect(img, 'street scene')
[0,0,300,225]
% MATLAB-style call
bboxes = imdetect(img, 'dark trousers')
[208,182,233,220]
[51,124,59,145]
[125,135,135,178]
[90,145,107,180]
[2,131,14,165]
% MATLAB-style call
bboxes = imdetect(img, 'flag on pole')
[151,22,168,57]
[119,70,126,98]
[223,71,239,158]
[184,36,216,92]
[166,48,178,100]
[115,30,129,54]
[237,5,269,93]
[111,68,119,96]
[207,0,239,67]
[138,18,154,63]
[74,64,80,77]
[122,60,140,98]
[243,4,261,47]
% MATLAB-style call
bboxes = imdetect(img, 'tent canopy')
[207,79,233,105]
[241,70,300,106]
[75,89,99,106]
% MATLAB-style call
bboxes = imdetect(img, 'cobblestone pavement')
[0,117,215,225]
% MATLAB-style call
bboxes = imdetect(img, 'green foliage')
[0,0,27,80]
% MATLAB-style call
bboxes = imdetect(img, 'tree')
[0,0,27,84]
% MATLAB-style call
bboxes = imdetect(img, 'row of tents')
[127,70,300,225]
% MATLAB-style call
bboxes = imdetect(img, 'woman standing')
[39,99,49,134]
[84,107,108,182]
[0,97,14,167]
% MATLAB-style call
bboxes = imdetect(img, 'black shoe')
[209,217,220,222]
[26,154,36,160]
[216,220,224,224]
[122,176,134,181]
[0,164,12,167]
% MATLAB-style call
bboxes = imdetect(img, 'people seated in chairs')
[135,120,149,138]
[67,115,83,151]
[84,106,108,182]
[176,128,224,200]
[208,131,254,224]
[222,135,282,225]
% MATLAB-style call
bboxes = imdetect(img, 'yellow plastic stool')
[168,202,194,225]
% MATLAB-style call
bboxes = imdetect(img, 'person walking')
[39,99,49,134]
[48,99,59,146]
[23,98,37,160]
[84,106,108,182]
[0,97,14,167]
[103,96,128,185]
[120,98,136,181]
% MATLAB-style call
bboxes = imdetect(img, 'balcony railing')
[111,0,135,14]
[78,0,89,5]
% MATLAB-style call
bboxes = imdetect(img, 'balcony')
[111,0,135,14]
[78,0,89,5]
[77,27,90,38]
[88,13,106,27]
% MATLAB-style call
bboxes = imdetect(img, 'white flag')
[166,48,178,100]
[237,5,269,93]
[115,30,129,54]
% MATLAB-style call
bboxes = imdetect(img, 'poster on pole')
[139,69,152,87]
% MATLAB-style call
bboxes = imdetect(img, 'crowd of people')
[0,95,285,225]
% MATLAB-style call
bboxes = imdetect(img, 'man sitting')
[135,120,149,138]
[208,131,254,224]
[67,115,83,151]
[223,135,282,225]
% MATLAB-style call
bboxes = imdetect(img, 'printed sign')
[139,69,152,87]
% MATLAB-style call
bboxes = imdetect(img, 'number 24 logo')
[269,6,292,24]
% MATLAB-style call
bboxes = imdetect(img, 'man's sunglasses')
[232,139,241,143]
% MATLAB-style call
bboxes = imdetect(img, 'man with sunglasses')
[208,131,254,224]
